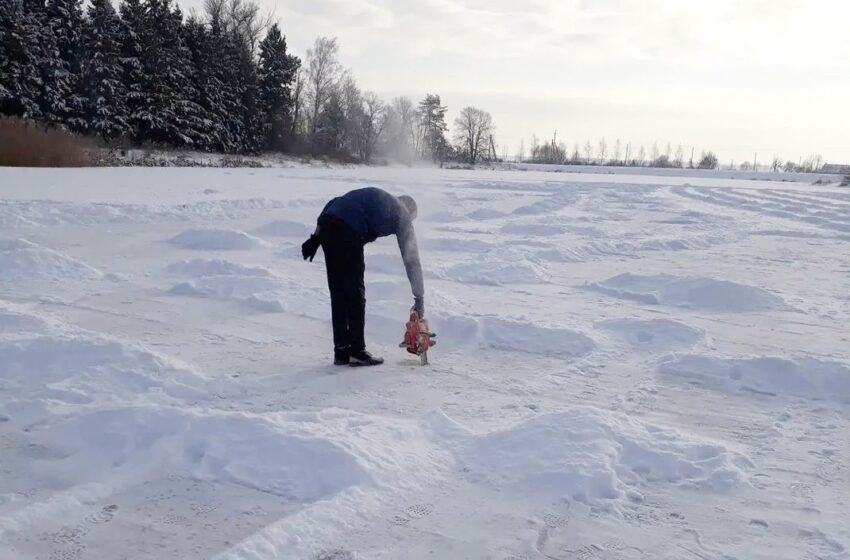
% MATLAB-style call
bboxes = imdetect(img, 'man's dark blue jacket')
[319,187,424,299]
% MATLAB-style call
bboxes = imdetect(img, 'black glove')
[413,296,425,318]
[301,234,320,262]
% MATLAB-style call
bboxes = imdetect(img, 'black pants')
[318,215,365,353]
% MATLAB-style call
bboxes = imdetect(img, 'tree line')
[0,0,498,164]
[520,134,830,173]
[521,136,720,169]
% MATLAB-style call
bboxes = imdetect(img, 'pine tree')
[257,24,300,152]
[43,0,86,131]
[82,0,129,141]
[117,0,146,142]
[0,0,43,119]
[185,19,225,151]
[416,94,449,162]
[133,0,206,148]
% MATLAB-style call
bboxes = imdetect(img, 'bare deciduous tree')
[453,106,493,165]
[613,138,621,164]
[381,96,416,164]
[583,140,593,163]
[637,145,646,166]
[357,91,385,163]
[305,37,341,156]
[598,137,608,163]
[673,144,684,168]
[291,66,306,140]
[771,156,782,172]
[203,0,274,54]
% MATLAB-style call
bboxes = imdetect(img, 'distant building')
[820,163,850,174]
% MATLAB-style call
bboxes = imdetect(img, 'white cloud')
[178,0,850,162]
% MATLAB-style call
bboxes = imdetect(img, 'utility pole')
[689,147,695,168]
[624,143,630,166]
[753,152,758,172]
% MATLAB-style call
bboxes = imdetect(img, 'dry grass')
[0,116,94,167]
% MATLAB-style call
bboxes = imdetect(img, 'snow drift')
[0,238,103,285]
[587,273,787,312]
[427,408,750,511]
[659,354,850,403]
[167,228,265,251]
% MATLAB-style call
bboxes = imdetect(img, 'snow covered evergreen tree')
[133,0,206,148]
[0,0,44,119]
[43,0,86,131]
[117,0,146,142]
[257,24,300,152]
[82,0,129,141]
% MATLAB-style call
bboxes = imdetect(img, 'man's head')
[398,195,418,220]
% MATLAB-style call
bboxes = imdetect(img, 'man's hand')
[301,235,320,262]
[413,296,425,318]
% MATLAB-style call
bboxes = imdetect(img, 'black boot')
[349,349,384,367]
[333,346,350,366]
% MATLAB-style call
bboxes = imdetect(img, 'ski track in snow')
[0,166,848,560]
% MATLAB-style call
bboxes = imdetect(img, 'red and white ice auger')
[399,310,436,365]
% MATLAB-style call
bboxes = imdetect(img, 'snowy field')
[0,165,848,560]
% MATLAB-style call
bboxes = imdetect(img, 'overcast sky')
[180,0,850,164]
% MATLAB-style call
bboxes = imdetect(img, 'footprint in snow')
[815,458,843,483]
[50,545,86,560]
[314,548,355,560]
[543,512,570,528]
[47,525,87,545]
[389,503,434,526]
[85,504,119,524]
[789,482,815,504]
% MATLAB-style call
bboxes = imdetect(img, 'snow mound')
[658,354,850,403]
[420,237,495,253]
[366,253,406,275]
[0,198,292,228]
[467,208,506,220]
[166,258,272,278]
[535,235,733,263]
[440,260,548,285]
[168,275,285,313]
[0,304,49,334]
[254,219,310,237]
[586,273,786,312]
[501,222,566,236]
[512,192,577,215]
[0,238,103,284]
[0,324,207,411]
[434,315,596,358]
[429,408,749,510]
[167,228,264,250]
[38,409,370,503]
[427,210,464,223]
[599,318,704,351]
